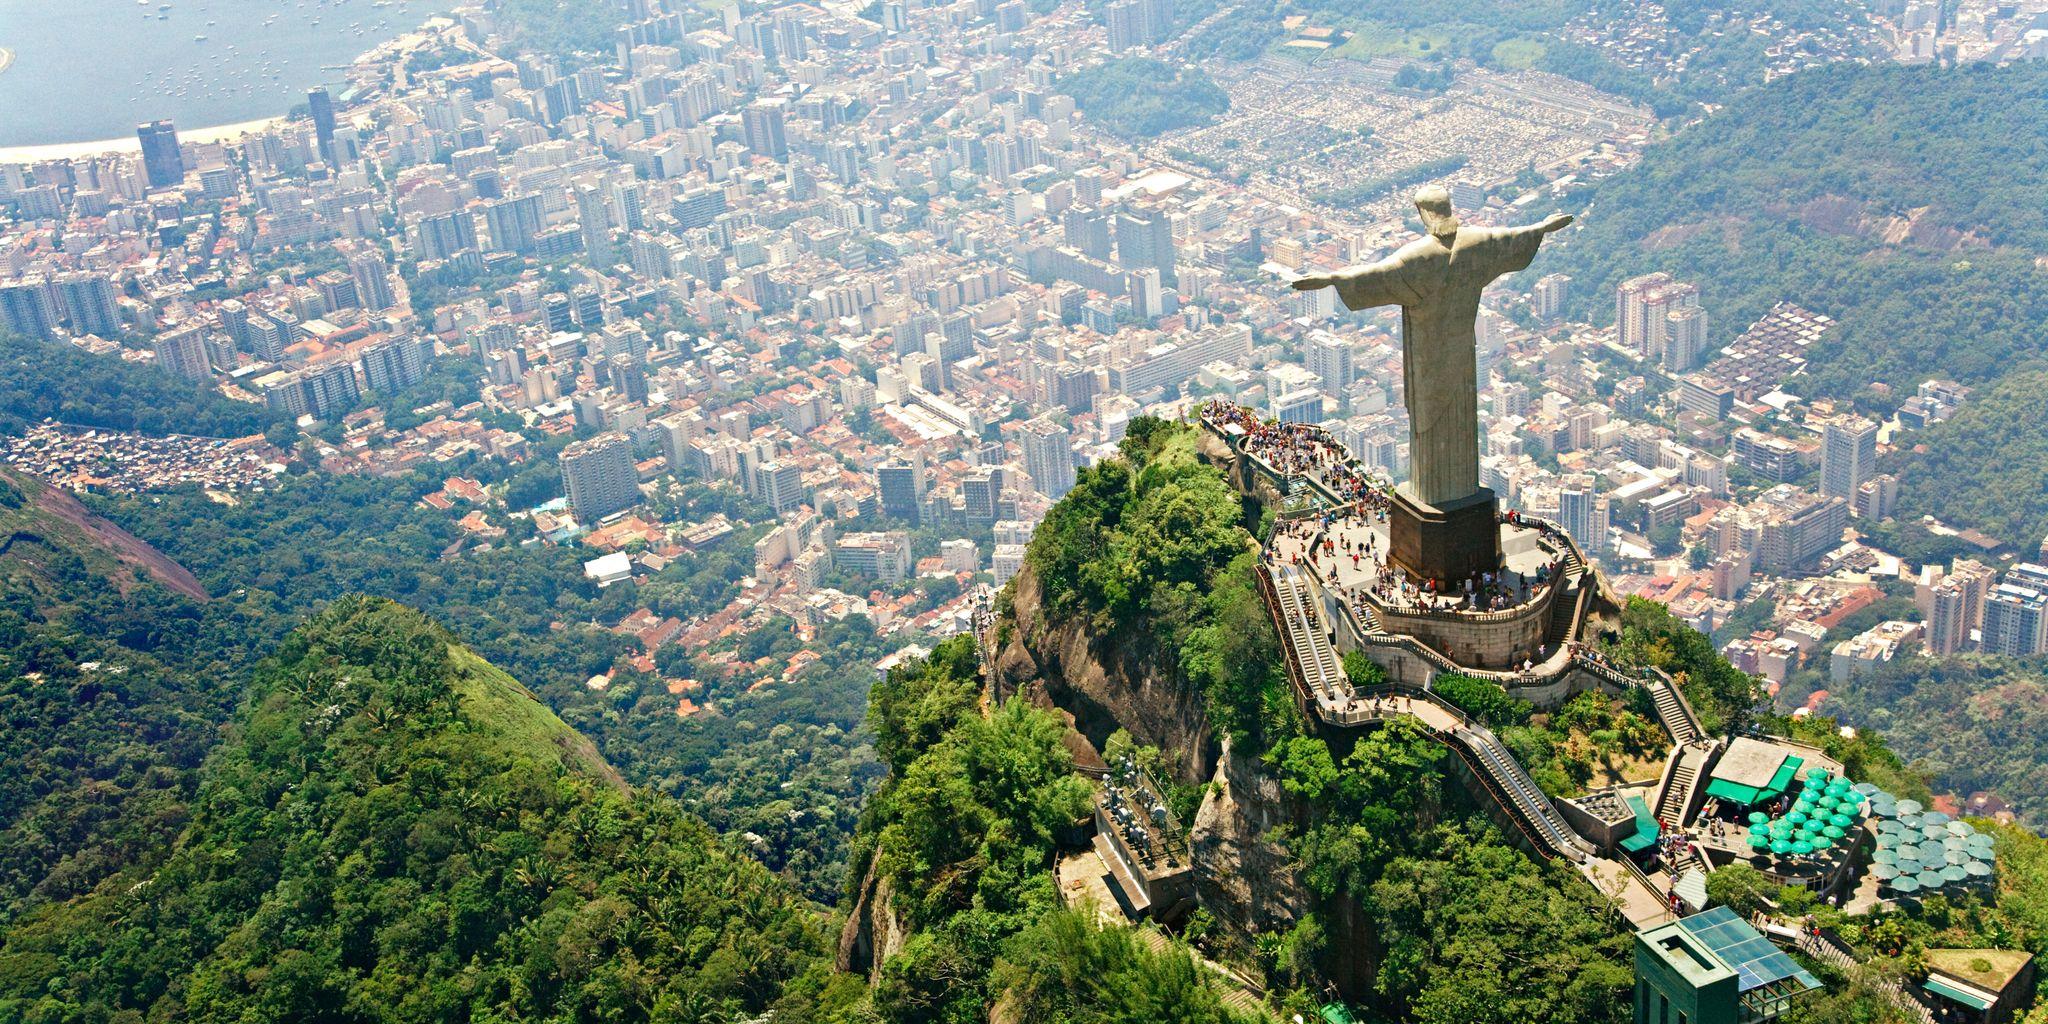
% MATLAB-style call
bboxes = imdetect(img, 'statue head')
[1413,185,1460,240]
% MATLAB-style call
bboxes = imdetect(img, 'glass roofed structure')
[1635,907,1820,1024]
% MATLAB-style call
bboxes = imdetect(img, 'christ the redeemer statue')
[1294,186,1572,583]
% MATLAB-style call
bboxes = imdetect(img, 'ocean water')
[0,0,450,146]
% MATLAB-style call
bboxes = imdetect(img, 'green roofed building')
[1701,737,1805,808]
[1635,907,1819,1024]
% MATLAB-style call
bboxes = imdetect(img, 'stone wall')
[1372,583,1556,670]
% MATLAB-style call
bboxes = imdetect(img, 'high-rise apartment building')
[742,98,789,159]
[560,433,641,522]
[152,325,212,381]
[1532,273,1570,322]
[359,336,432,395]
[482,193,546,253]
[1662,305,1709,373]
[55,272,120,337]
[877,456,926,523]
[308,87,338,163]
[1925,559,1996,655]
[1820,416,1879,503]
[348,249,396,311]
[1019,414,1075,499]
[1981,582,2048,657]
[756,459,806,514]
[137,120,185,188]
[1559,474,1611,556]
[0,278,59,338]
[1114,207,1176,287]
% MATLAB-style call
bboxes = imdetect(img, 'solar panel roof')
[1678,907,1822,994]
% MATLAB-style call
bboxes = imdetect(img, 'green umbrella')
[1831,813,1855,829]
[1871,864,1900,880]
[1770,839,1792,855]
[1890,875,1922,893]
[1898,800,1924,815]
[1748,812,1770,824]
[1788,811,1809,825]
[1873,849,1897,865]
[1853,782,1880,795]
[1829,778,1852,794]
[1792,841,1815,856]
[1749,823,1771,836]
[1964,861,1993,878]
[1748,834,1770,849]
[1915,870,1945,889]
[1923,811,1951,825]
[1877,834,1899,849]
[1822,825,1847,839]
[1946,821,1972,837]
[1942,865,1969,883]
[1947,850,1971,866]
[1967,835,1995,852]
[1812,836,1834,851]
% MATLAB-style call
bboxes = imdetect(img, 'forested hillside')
[1541,60,2048,545]
[0,331,281,438]
[0,468,286,933]
[0,598,833,1022]
[90,471,883,901]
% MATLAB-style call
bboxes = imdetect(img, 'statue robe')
[1332,223,1546,507]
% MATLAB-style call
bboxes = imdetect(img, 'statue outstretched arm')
[1472,213,1574,278]
[1291,256,1412,311]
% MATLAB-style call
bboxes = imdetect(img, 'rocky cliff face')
[1189,738,1311,940]
[991,564,1220,785]
[990,557,1316,952]
[837,853,909,982]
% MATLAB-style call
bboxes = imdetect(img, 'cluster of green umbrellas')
[1866,787,1995,895]
[1744,770,1865,859]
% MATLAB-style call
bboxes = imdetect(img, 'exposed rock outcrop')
[1188,738,1309,940]
[991,564,1219,785]
[837,854,909,982]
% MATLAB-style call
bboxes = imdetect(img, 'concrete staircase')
[1654,742,1713,830]
[1644,672,1703,746]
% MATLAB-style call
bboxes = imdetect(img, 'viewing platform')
[1197,403,1608,686]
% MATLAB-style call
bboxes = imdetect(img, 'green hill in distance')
[1541,59,2048,547]
[0,596,831,1023]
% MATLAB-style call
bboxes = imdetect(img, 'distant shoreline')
[0,116,287,165]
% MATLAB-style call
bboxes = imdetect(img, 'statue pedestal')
[1389,486,1500,586]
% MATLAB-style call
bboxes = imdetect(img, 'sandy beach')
[0,116,288,165]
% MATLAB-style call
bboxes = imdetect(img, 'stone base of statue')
[1388,486,1501,586]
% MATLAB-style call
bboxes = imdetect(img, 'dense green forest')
[0,331,280,438]
[496,0,618,59]
[1180,0,1868,115]
[1058,58,1231,139]
[1272,718,1635,1023]
[1541,60,2048,545]
[89,472,886,900]
[1885,369,2048,553]
[1820,654,2048,832]
[0,470,244,928]
[0,597,833,1022]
